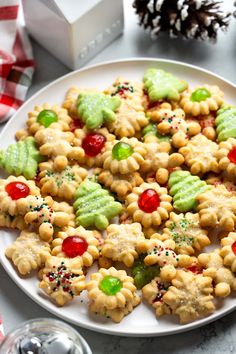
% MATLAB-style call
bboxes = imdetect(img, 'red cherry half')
[62,236,88,258]
[5,182,30,200]
[228,147,236,165]
[82,133,106,157]
[138,189,160,213]
[231,241,236,255]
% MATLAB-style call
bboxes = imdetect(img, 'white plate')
[0,58,236,337]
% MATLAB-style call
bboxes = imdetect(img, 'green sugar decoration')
[216,106,236,142]
[112,142,133,160]
[190,88,211,102]
[37,109,58,128]
[99,276,122,295]
[73,179,122,230]
[168,171,210,212]
[132,255,160,289]
[143,68,188,102]
[0,137,43,179]
[77,93,121,130]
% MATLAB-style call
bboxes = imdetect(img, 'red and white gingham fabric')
[0,0,34,123]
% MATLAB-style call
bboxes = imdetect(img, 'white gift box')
[22,0,124,69]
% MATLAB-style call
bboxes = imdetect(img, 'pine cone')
[133,0,231,41]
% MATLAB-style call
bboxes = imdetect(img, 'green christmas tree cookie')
[132,255,160,289]
[143,68,188,102]
[0,137,43,179]
[73,179,122,230]
[216,106,236,142]
[77,93,121,130]
[168,171,210,212]
[142,123,171,143]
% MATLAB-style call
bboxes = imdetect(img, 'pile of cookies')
[1,68,236,325]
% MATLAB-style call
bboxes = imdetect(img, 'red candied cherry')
[5,182,30,200]
[82,133,106,157]
[70,118,84,132]
[227,147,236,165]
[187,264,202,274]
[231,241,236,255]
[99,275,122,295]
[62,236,88,258]
[138,189,160,213]
[37,109,58,128]
[190,88,211,102]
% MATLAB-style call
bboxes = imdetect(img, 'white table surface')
[1,1,236,353]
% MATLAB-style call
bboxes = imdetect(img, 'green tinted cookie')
[142,123,171,143]
[143,68,188,102]
[168,171,210,212]
[73,179,122,230]
[216,106,236,142]
[77,93,121,130]
[132,255,160,289]
[0,137,43,179]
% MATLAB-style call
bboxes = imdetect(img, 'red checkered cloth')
[0,0,34,122]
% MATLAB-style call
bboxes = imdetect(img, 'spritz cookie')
[163,212,210,255]
[197,184,236,231]
[163,270,215,324]
[87,267,140,322]
[198,250,236,297]
[215,138,236,179]
[0,176,40,216]
[180,85,224,116]
[102,223,145,267]
[39,256,85,306]
[51,226,100,267]
[126,182,172,228]
[38,161,87,200]
[101,137,146,175]
[5,230,50,275]
[0,213,26,230]
[179,134,219,175]
[105,78,148,138]
[220,232,236,273]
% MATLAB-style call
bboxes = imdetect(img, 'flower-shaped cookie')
[0,213,26,230]
[17,195,72,242]
[34,128,84,170]
[87,267,140,322]
[142,276,171,317]
[38,161,87,200]
[141,141,184,184]
[73,126,115,167]
[151,108,201,148]
[0,176,40,216]
[163,270,215,323]
[26,103,72,135]
[220,232,236,273]
[215,138,236,179]
[51,226,100,267]
[198,250,236,297]
[126,182,172,228]
[105,77,148,138]
[163,212,210,255]
[39,256,85,306]
[5,231,51,275]
[136,237,192,281]
[179,134,219,175]
[98,170,143,198]
[101,137,146,175]
[102,223,145,267]
[197,185,236,231]
[180,85,224,116]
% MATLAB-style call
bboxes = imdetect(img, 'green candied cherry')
[132,255,160,289]
[112,142,134,160]
[99,275,122,295]
[190,88,211,102]
[37,109,58,128]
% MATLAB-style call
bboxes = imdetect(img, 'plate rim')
[0,57,236,337]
